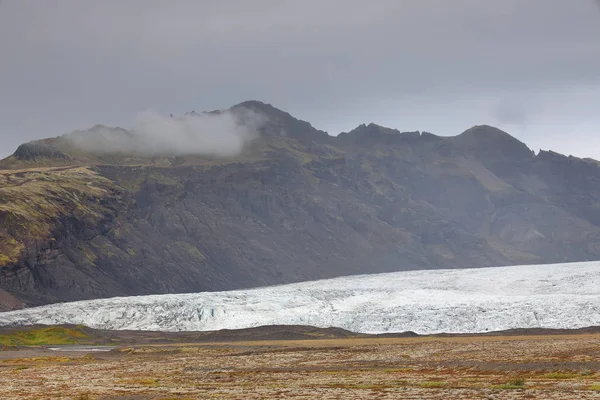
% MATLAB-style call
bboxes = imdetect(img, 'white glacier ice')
[1,261,599,334]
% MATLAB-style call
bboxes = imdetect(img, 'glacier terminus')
[1,261,599,335]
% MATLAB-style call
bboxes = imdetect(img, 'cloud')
[2,1,600,159]
[491,101,533,127]
[66,108,264,156]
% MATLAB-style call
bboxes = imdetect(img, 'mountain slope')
[2,101,600,310]
[2,261,599,334]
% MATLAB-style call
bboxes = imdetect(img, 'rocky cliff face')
[2,101,600,310]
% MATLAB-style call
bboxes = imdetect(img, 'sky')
[1,0,600,159]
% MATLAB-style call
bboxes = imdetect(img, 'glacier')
[1,261,600,335]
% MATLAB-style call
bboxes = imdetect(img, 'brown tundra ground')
[2,333,600,399]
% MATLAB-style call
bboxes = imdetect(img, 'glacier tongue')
[1,261,600,334]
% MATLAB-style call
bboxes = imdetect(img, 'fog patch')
[66,108,264,156]
[491,101,531,127]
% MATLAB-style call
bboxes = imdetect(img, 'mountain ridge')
[2,100,550,169]
[1,100,600,311]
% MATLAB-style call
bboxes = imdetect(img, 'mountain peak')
[230,100,329,142]
[230,100,292,121]
[453,125,534,161]
[231,99,273,110]
[13,138,70,162]
[458,125,518,140]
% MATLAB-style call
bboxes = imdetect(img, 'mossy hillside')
[0,167,124,266]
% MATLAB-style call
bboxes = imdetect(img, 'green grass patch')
[0,253,12,265]
[119,377,160,387]
[0,326,89,346]
[491,378,526,390]
[590,384,600,391]
[542,372,579,380]
[173,241,205,260]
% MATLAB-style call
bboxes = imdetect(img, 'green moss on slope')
[0,167,123,266]
[0,326,89,346]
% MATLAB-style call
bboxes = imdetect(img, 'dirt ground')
[1,334,600,399]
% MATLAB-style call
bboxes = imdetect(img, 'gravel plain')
[2,334,600,399]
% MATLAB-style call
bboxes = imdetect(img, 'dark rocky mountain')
[1,101,600,311]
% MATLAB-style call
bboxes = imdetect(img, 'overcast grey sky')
[1,0,600,159]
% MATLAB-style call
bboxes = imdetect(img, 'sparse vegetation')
[118,377,160,387]
[172,241,205,260]
[542,372,579,379]
[159,398,196,400]
[383,367,412,373]
[1,322,600,399]
[419,381,446,388]
[323,382,394,390]
[492,378,526,389]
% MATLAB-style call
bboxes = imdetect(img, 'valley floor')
[2,334,600,399]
